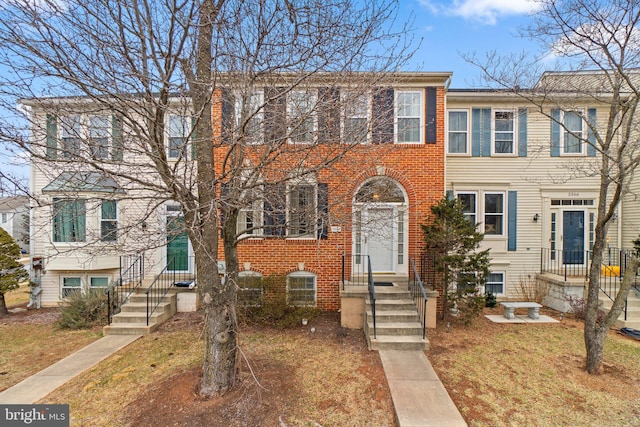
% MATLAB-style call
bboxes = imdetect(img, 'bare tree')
[0,0,412,395]
[465,0,640,374]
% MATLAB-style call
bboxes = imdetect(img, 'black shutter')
[221,88,234,144]
[425,87,437,144]
[264,183,286,237]
[317,183,328,239]
[111,115,123,161]
[219,183,228,239]
[264,88,286,145]
[372,87,394,144]
[318,87,340,143]
[46,114,57,160]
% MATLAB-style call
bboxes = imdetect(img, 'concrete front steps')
[364,284,429,351]
[600,289,640,329]
[103,289,177,335]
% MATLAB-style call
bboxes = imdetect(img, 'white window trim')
[491,109,516,156]
[237,271,264,307]
[483,191,505,237]
[447,109,470,155]
[59,114,112,159]
[342,90,371,144]
[395,90,424,144]
[238,189,264,238]
[61,276,83,299]
[166,114,192,159]
[89,276,111,289]
[235,90,264,145]
[560,109,586,156]
[485,271,505,296]
[286,175,317,239]
[456,191,478,225]
[287,90,317,144]
[100,199,118,243]
[286,271,317,307]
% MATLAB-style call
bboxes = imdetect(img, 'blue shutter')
[425,87,437,144]
[112,115,123,161]
[587,108,597,157]
[551,109,561,157]
[471,108,481,157]
[508,191,517,251]
[481,108,491,156]
[46,114,57,160]
[518,108,527,157]
[317,183,328,239]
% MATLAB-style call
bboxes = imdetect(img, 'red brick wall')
[211,86,446,311]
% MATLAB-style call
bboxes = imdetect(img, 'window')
[493,110,515,154]
[288,91,316,144]
[168,114,190,158]
[457,193,477,224]
[344,92,369,144]
[60,115,82,158]
[448,110,468,153]
[100,200,117,242]
[287,272,316,306]
[236,91,264,144]
[237,272,263,307]
[61,277,82,298]
[456,271,477,293]
[288,184,316,237]
[484,193,504,235]
[563,111,583,154]
[53,198,86,242]
[396,91,422,143]
[1,213,7,223]
[90,277,110,288]
[89,115,110,158]
[237,187,263,237]
[485,272,504,295]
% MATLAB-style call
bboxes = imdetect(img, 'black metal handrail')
[341,253,371,288]
[367,255,376,339]
[106,253,145,325]
[597,248,640,321]
[409,257,428,340]
[145,255,195,325]
[540,248,592,281]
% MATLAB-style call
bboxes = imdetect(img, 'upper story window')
[493,110,515,155]
[484,192,504,235]
[396,91,423,143]
[167,114,191,159]
[236,91,264,144]
[344,92,370,144]
[288,182,317,238]
[89,115,110,159]
[448,110,468,154]
[563,110,584,154]
[457,192,477,224]
[52,198,86,243]
[288,90,317,144]
[237,187,263,237]
[60,115,83,158]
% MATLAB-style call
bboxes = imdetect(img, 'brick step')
[367,335,429,351]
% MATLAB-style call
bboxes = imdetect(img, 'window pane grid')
[397,91,421,143]
[494,111,514,154]
[484,193,504,235]
[287,275,316,306]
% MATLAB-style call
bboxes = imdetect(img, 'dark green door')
[167,216,189,271]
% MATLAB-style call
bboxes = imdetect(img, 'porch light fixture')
[533,214,540,222]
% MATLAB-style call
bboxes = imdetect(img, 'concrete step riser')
[120,303,173,314]
[367,303,416,312]
[615,319,640,329]
[104,294,176,336]
[111,314,166,324]
[368,341,429,351]
[128,295,174,304]
[367,326,424,336]
[369,313,420,323]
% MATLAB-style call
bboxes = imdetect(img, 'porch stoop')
[600,290,640,330]
[103,289,177,335]
[364,284,429,351]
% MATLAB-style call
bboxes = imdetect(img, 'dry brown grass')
[4,282,31,308]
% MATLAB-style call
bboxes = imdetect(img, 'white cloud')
[422,0,539,26]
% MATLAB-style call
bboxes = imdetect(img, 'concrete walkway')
[0,335,140,404]
[379,350,467,427]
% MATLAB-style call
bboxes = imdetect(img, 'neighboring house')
[445,73,623,306]
[0,196,29,254]
[26,72,452,309]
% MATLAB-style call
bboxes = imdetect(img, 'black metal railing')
[341,253,371,288]
[409,257,428,340]
[597,248,640,321]
[366,256,376,339]
[106,253,145,325]
[540,248,593,281]
[145,255,196,325]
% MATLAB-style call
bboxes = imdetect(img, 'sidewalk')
[0,335,140,404]
[379,350,467,427]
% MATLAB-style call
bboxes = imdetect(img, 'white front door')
[365,207,395,272]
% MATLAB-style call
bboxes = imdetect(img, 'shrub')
[57,290,107,329]
[485,291,497,308]
[566,295,605,323]
[515,273,548,304]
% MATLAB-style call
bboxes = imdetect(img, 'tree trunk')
[584,324,606,374]
[0,293,8,316]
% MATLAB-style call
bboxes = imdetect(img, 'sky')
[0,0,544,185]
[401,0,542,87]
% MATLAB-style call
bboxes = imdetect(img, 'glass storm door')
[563,211,585,265]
